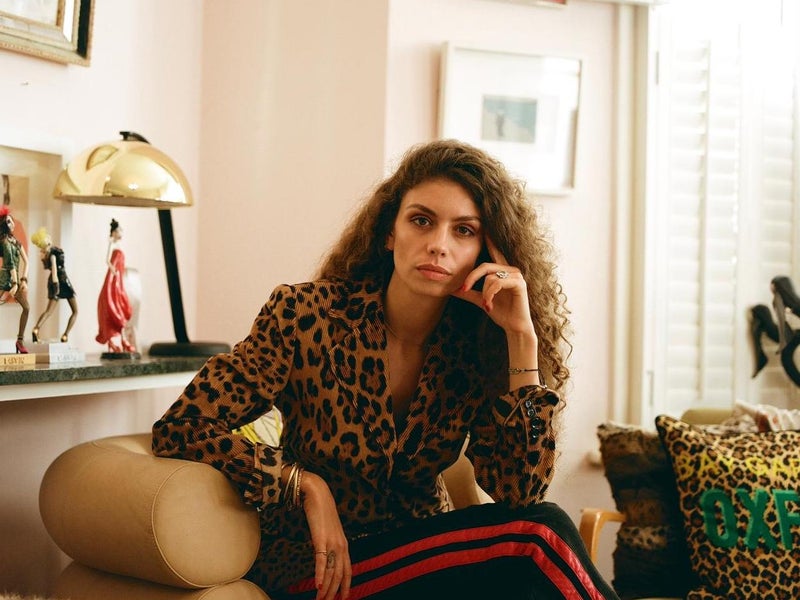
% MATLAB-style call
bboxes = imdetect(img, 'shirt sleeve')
[152,284,297,509]
[466,384,560,507]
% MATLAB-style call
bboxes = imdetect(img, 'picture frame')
[0,0,93,66]
[438,42,581,196]
[0,140,72,342]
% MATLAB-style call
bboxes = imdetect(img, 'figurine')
[96,219,135,354]
[0,206,30,353]
[30,227,78,343]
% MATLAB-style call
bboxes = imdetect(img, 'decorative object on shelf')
[30,227,78,344]
[53,131,231,357]
[439,42,581,196]
[95,219,138,359]
[0,0,93,66]
[750,275,800,386]
[0,206,30,353]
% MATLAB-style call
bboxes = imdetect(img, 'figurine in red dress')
[96,219,135,354]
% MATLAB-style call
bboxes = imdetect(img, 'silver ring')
[495,270,510,279]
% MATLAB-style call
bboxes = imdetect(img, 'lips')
[417,263,452,281]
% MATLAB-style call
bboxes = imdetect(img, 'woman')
[96,219,135,353]
[153,140,617,599]
[0,206,30,353]
[30,227,78,343]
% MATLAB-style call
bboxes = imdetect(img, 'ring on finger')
[495,270,510,279]
[326,550,336,569]
[315,550,328,556]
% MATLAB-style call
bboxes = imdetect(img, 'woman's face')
[112,226,122,241]
[4,215,14,233]
[386,178,483,299]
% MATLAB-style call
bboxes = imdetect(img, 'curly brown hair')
[316,139,571,391]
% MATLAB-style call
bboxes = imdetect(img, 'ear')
[385,230,395,251]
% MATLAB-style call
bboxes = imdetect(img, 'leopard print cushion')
[656,415,800,600]
[598,422,696,599]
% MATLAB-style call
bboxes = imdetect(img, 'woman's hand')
[301,471,352,600]
[451,237,536,339]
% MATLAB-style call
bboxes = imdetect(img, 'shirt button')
[526,408,536,418]
[524,399,533,409]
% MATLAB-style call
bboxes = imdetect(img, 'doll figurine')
[0,206,30,353]
[30,227,78,343]
[96,219,135,354]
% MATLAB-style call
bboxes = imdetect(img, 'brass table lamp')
[53,131,231,357]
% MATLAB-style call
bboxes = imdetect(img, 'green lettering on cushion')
[773,489,800,550]
[700,488,737,548]
[735,488,776,550]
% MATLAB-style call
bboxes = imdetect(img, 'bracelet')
[508,367,538,375]
[19,277,27,282]
[282,463,305,510]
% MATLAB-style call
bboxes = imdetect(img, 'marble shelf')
[0,354,208,402]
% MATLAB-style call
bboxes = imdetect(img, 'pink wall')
[0,0,203,353]
[383,0,618,576]
[0,1,204,594]
[198,0,390,342]
[0,0,621,593]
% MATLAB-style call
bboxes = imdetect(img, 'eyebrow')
[404,203,482,223]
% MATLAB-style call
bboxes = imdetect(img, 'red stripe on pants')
[288,520,604,599]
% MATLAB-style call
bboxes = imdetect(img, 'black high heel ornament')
[750,304,782,377]
[770,275,800,386]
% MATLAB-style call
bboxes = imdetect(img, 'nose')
[427,227,448,256]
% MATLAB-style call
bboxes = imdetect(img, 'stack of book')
[0,340,86,366]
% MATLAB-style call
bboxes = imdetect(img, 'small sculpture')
[30,227,78,343]
[0,206,30,353]
[96,219,136,355]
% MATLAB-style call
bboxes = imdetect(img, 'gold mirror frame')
[0,0,93,66]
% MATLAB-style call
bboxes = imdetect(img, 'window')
[628,0,800,423]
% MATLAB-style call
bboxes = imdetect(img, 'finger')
[314,552,328,597]
[460,262,513,292]
[485,235,509,266]
[341,551,353,600]
[322,551,340,600]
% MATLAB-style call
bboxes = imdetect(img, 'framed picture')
[438,43,581,196]
[0,142,71,342]
[0,0,93,66]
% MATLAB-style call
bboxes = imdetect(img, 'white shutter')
[641,0,800,421]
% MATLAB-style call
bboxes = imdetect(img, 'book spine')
[0,353,37,366]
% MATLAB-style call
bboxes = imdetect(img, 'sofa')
[39,433,490,600]
[582,405,800,600]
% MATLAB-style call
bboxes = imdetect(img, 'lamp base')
[148,341,231,358]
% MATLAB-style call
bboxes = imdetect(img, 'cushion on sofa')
[597,422,696,599]
[655,415,800,600]
[39,434,260,589]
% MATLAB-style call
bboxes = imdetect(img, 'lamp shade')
[53,131,193,208]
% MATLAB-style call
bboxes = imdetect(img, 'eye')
[455,224,477,237]
[410,215,432,227]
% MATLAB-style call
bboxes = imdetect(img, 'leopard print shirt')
[152,278,559,590]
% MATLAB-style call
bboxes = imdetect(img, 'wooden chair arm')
[579,508,625,564]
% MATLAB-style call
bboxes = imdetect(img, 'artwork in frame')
[0,143,70,343]
[438,42,581,196]
[0,0,93,66]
